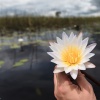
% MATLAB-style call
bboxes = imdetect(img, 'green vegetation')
[10,43,20,49]
[13,62,24,67]
[13,58,28,67]
[20,59,28,63]
[34,40,47,45]
[0,60,4,68]
[0,16,100,32]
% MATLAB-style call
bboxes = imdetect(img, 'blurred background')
[0,0,100,100]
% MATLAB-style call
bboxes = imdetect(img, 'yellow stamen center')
[61,45,82,66]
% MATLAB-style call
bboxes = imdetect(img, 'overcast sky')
[0,0,100,16]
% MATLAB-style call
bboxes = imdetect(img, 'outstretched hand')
[54,67,96,100]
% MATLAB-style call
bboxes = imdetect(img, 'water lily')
[47,32,96,79]
[18,38,24,42]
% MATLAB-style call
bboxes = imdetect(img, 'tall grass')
[0,16,100,32]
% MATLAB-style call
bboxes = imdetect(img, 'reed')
[0,16,100,32]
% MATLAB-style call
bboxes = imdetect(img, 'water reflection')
[0,29,100,100]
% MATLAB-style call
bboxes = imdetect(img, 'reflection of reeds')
[13,49,16,65]
[30,44,34,70]
[0,16,100,32]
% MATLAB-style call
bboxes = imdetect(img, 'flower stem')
[81,71,100,87]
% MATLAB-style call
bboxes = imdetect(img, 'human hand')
[54,67,96,100]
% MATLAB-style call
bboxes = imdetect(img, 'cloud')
[91,0,100,7]
[0,0,99,16]
[0,0,29,8]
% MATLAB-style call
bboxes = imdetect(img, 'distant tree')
[55,11,61,17]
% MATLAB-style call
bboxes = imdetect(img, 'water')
[0,29,99,100]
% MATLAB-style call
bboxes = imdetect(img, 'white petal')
[57,64,67,68]
[81,37,89,52]
[84,53,95,59]
[84,43,97,56]
[53,43,64,52]
[87,43,97,49]
[78,32,82,40]
[62,32,68,41]
[69,32,74,41]
[51,59,68,67]
[51,52,61,59]
[78,64,86,70]
[70,70,78,80]
[50,43,62,52]
[68,65,79,70]
[70,35,77,44]
[49,42,55,46]
[49,45,63,53]
[80,58,90,64]
[49,42,61,52]
[47,52,57,59]
[47,52,61,60]
[56,37,63,44]
[77,32,82,46]
[51,59,61,63]
[84,62,96,68]
[72,65,79,70]
[51,59,63,65]
[53,67,64,73]
[49,46,57,51]
[64,67,72,74]
[62,32,69,46]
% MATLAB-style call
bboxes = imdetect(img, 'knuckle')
[58,86,66,94]
[88,83,93,90]
[58,86,63,93]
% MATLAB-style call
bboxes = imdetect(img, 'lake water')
[0,29,100,100]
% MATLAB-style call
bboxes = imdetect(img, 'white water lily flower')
[47,32,96,79]
[18,38,24,42]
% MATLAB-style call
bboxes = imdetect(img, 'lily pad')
[20,59,28,63]
[13,62,24,67]
[10,44,20,49]
[0,61,4,65]
[0,61,4,68]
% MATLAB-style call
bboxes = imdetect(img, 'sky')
[0,0,100,16]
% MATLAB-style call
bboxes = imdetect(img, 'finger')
[56,72,80,94]
[56,71,75,91]
[54,66,58,91]
[76,71,90,90]
[54,66,71,85]
[54,66,77,93]
[57,72,71,85]
[54,73,57,90]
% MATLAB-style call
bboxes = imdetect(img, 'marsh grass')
[0,16,100,33]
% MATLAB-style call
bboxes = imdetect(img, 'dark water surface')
[0,30,100,100]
